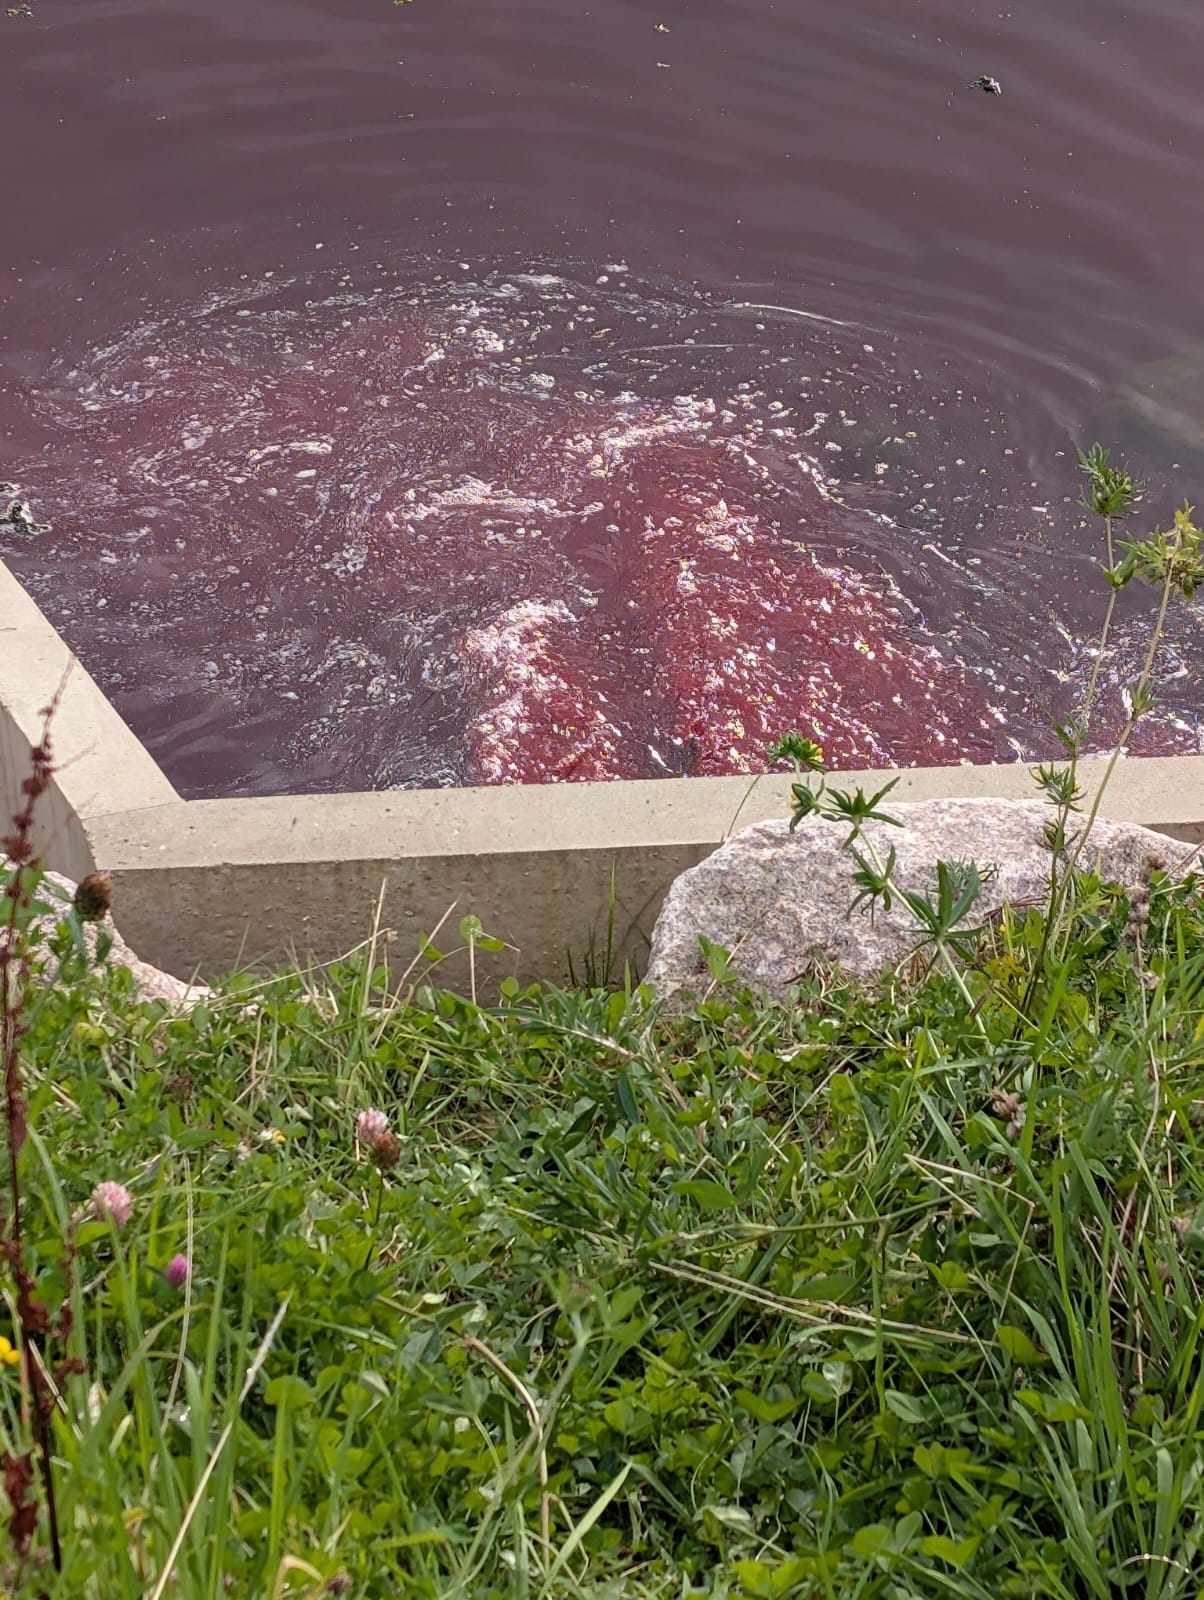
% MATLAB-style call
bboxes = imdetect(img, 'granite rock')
[647,797,1191,1001]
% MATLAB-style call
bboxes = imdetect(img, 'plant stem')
[1017,511,1123,1026]
[934,940,984,1023]
[1081,513,1117,729]
[0,697,65,1574]
[853,831,988,1040]
[361,1172,385,1271]
[1052,556,1178,960]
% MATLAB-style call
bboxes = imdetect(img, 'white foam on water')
[6,260,1109,794]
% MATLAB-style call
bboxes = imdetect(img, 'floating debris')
[971,75,1003,96]
[4,496,48,535]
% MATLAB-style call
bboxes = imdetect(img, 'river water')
[2,0,1203,795]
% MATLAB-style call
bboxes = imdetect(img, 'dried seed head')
[988,1089,1023,1121]
[986,1088,1025,1140]
[370,1131,401,1172]
[325,1577,352,1597]
[91,1181,133,1229]
[74,871,112,923]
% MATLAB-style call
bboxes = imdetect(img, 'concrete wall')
[86,752,1204,985]
[5,557,1204,987]
[0,563,179,880]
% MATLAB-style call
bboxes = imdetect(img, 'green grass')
[4,861,1204,1599]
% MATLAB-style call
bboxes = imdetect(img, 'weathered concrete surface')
[647,797,1197,1001]
[86,792,706,985]
[0,562,179,879]
[87,758,1204,985]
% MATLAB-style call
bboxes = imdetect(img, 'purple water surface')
[2,0,1203,795]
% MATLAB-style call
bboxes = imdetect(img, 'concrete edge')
[86,752,1204,984]
[4,556,1203,985]
[85,751,1204,868]
[0,561,179,878]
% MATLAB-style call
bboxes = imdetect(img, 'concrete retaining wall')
[4,557,1204,987]
[0,563,179,881]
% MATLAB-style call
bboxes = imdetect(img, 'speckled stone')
[647,797,1192,1002]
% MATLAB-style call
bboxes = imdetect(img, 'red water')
[3,0,1204,795]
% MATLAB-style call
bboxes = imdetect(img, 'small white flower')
[91,1181,133,1229]
[356,1109,390,1146]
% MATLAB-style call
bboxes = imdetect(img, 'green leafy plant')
[0,870,1199,1594]
[772,444,1204,1045]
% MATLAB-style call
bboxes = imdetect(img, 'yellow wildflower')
[0,1337,21,1367]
